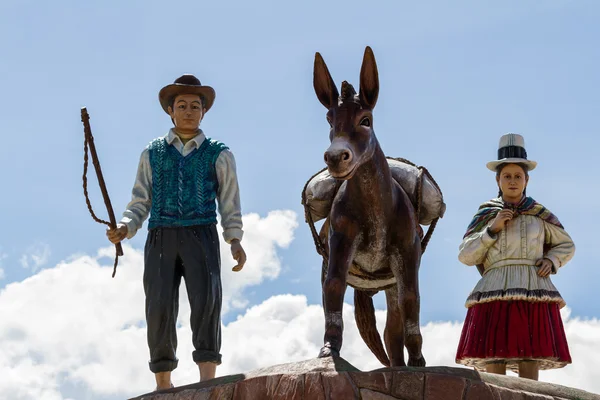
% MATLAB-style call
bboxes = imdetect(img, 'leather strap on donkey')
[301,157,443,367]
[301,156,443,269]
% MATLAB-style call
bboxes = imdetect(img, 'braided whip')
[301,157,443,265]
[81,107,123,277]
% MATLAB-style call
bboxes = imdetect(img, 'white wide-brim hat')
[486,133,537,171]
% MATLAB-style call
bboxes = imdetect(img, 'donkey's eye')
[360,117,371,127]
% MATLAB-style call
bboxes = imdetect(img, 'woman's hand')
[489,209,514,234]
[536,258,553,277]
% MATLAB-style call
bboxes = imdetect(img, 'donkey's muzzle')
[324,147,355,178]
[324,148,352,166]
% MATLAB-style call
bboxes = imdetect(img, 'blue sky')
[0,1,599,397]
[1,0,599,320]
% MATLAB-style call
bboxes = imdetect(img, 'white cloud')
[219,210,298,314]
[0,251,7,280]
[0,210,598,399]
[0,211,298,400]
[206,297,600,399]
[19,242,51,272]
[217,297,600,396]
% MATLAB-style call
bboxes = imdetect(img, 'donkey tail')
[354,290,390,367]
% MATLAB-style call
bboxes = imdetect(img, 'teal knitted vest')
[147,137,228,229]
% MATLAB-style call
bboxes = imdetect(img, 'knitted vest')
[147,137,228,229]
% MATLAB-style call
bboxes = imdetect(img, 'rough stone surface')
[465,382,495,400]
[322,372,359,400]
[524,394,555,400]
[174,390,201,400]
[272,374,304,400]
[349,371,391,393]
[190,390,211,400]
[129,357,600,400]
[209,383,234,400]
[360,389,398,400]
[391,371,424,400]
[231,375,271,399]
[303,373,326,400]
[424,373,466,400]
[490,385,528,400]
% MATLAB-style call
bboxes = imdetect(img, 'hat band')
[498,145,527,160]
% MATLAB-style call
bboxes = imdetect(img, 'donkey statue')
[311,46,426,367]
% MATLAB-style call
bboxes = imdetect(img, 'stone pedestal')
[129,357,599,400]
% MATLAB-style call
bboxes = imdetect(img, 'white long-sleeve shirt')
[119,128,244,244]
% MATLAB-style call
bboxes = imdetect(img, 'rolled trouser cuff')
[193,350,222,365]
[149,358,179,373]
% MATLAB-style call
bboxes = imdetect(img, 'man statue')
[107,74,247,390]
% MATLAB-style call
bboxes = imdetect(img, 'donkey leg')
[384,285,406,367]
[402,247,425,367]
[319,231,354,358]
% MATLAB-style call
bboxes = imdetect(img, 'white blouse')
[458,214,575,308]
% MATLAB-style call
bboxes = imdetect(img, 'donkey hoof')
[318,344,340,358]
[408,356,426,367]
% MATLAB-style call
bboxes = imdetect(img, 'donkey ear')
[359,46,379,109]
[313,52,339,109]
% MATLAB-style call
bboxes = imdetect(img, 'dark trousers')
[143,224,222,373]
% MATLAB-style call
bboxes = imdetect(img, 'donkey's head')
[313,46,380,180]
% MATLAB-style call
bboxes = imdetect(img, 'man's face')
[168,93,205,131]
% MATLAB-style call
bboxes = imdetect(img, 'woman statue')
[455,133,575,380]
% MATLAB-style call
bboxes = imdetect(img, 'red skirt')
[455,300,571,371]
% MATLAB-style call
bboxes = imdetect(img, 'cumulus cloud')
[0,210,598,399]
[218,210,298,313]
[173,296,597,399]
[19,242,51,272]
[541,308,600,391]
[0,211,298,400]
[216,296,600,395]
[0,252,5,280]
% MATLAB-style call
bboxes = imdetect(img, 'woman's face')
[497,164,529,202]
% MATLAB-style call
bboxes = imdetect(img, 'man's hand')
[230,239,247,272]
[536,258,553,277]
[106,223,128,244]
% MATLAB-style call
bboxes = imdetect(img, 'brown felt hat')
[158,74,216,114]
